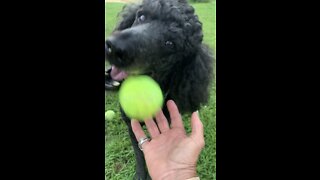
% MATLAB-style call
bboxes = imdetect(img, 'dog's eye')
[165,41,174,47]
[138,14,146,22]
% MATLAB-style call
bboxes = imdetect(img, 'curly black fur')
[106,0,214,179]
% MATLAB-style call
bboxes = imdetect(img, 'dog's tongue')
[110,65,128,81]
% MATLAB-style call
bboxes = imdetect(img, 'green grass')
[105,1,216,179]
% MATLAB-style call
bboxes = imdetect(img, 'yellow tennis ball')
[105,110,115,120]
[119,75,164,121]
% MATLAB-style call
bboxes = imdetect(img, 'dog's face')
[105,0,203,77]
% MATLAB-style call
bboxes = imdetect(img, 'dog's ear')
[114,3,141,31]
[169,45,214,113]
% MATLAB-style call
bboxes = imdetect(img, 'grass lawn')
[105,1,216,179]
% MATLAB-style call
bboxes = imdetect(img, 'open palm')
[131,100,204,180]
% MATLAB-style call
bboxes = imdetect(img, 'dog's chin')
[126,69,145,76]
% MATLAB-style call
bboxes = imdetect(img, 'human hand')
[131,100,205,180]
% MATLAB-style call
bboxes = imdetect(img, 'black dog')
[106,0,214,179]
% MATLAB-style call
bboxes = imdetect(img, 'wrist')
[160,168,197,180]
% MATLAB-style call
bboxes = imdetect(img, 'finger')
[131,120,150,150]
[167,100,184,129]
[155,110,169,133]
[190,111,205,148]
[144,118,160,138]
[131,119,147,141]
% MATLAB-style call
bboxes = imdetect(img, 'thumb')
[190,111,205,148]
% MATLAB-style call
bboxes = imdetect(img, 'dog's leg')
[121,108,150,180]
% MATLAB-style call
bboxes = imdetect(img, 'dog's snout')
[105,28,143,67]
[105,37,126,60]
[105,36,131,67]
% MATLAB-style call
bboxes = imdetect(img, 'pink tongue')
[110,66,128,81]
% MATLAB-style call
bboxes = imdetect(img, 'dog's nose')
[106,38,123,57]
[105,36,128,61]
[105,39,113,55]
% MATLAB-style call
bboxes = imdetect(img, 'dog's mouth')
[109,65,128,81]
[109,64,152,81]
